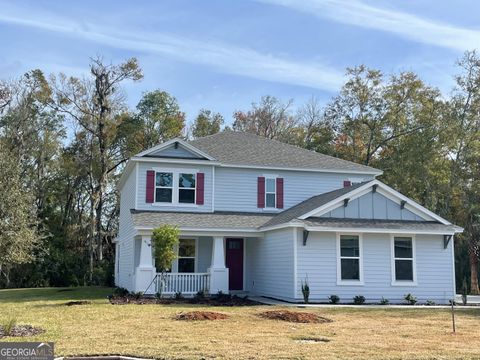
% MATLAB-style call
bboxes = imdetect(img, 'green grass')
[1,287,480,360]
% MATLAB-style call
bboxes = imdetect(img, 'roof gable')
[135,138,216,160]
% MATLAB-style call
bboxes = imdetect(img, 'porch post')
[208,236,229,294]
[134,235,156,294]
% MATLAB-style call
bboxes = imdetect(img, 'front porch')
[134,235,253,296]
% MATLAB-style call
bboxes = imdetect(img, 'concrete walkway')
[249,296,479,309]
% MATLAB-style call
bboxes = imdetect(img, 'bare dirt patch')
[175,311,229,321]
[0,325,45,338]
[258,310,332,324]
[64,300,92,306]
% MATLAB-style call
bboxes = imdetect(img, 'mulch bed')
[175,311,229,321]
[108,294,260,306]
[258,310,332,324]
[0,325,45,338]
[64,300,92,306]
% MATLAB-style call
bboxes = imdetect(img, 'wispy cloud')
[258,0,480,51]
[0,4,344,91]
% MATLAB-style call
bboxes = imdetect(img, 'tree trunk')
[470,251,479,295]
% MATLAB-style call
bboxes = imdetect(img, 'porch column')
[208,236,229,294]
[134,235,156,294]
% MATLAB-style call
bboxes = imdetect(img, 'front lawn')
[1,287,479,359]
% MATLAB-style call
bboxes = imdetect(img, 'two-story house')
[115,131,462,304]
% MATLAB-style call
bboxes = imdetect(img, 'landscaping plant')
[152,225,180,297]
[329,295,340,304]
[301,277,310,304]
[379,297,389,305]
[353,295,365,305]
[2,318,16,336]
[404,293,417,305]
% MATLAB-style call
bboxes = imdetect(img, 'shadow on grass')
[0,287,113,304]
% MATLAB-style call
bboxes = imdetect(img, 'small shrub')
[132,291,143,300]
[353,295,365,305]
[215,290,231,302]
[113,287,129,297]
[425,300,436,306]
[301,278,310,304]
[195,290,206,300]
[328,295,340,304]
[155,292,162,299]
[2,318,16,336]
[174,291,183,300]
[379,297,389,305]
[404,293,417,305]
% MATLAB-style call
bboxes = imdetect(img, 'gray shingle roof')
[302,218,460,233]
[131,210,274,230]
[188,131,381,174]
[261,181,373,228]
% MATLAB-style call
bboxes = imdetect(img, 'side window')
[155,172,173,203]
[265,178,276,208]
[393,237,414,282]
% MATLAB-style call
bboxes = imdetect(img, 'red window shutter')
[196,172,204,205]
[146,170,155,203]
[343,180,352,188]
[257,177,265,208]
[276,178,284,209]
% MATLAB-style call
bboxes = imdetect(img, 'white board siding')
[214,167,374,213]
[136,162,213,212]
[117,164,137,290]
[245,229,295,300]
[296,232,454,304]
[321,192,423,220]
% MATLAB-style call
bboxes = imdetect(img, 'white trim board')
[135,138,216,161]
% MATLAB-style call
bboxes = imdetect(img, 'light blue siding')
[149,143,204,159]
[137,162,214,212]
[197,237,213,272]
[215,167,374,213]
[296,232,454,304]
[245,229,295,300]
[322,192,424,220]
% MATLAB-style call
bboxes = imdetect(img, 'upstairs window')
[393,237,415,282]
[265,178,276,208]
[179,173,196,204]
[155,172,173,203]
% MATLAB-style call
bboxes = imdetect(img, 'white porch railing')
[155,272,210,295]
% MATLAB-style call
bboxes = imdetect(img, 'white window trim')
[264,176,277,209]
[336,233,364,286]
[151,167,199,207]
[390,234,417,286]
[172,237,198,273]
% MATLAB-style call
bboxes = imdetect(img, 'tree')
[135,90,185,148]
[191,109,223,138]
[0,143,40,287]
[51,57,143,281]
[152,225,179,296]
[232,95,297,141]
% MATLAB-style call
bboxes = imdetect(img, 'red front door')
[225,238,244,290]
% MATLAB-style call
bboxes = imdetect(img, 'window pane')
[179,189,195,203]
[395,237,412,258]
[266,178,276,193]
[156,172,172,187]
[178,258,195,273]
[179,239,195,257]
[340,236,359,257]
[228,240,241,250]
[266,193,276,208]
[395,259,413,281]
[179,173,195,188]
[155,188,172,203]
[341,259,359,280]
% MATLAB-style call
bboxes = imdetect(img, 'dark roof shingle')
[188,131,380,173]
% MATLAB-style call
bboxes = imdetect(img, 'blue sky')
[1,0,479,126]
